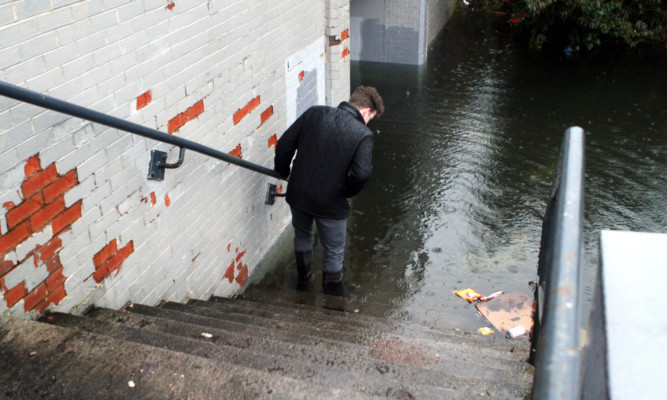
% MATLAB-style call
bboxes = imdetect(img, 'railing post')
[531,127,585,400]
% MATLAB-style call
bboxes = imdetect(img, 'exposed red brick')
[235,263,248,287]
[259,106,273,127]
[149,192,157,206]
[268,134,278,149]
[276,185,283,194]
[235,249,246,262]
[187,100,205,120]
[0,256,15,277]
[104,248,126,275]
[21,163,58,198]
[233,96,261,125]
[168,113,187,134]
[0,221,31,255]
[227,243,231,252]
[51,200,82,235]
[166,2,175,10]
[30,196,65,232]
[24,155,42,178]
[298,71,304,81]
[45,255,63,274]
[233,108,246,125]
[168,99,206,134]
[164,194,171,207]
[92,263,108,283]
[229,144,242,159]
[93,239,118,268]
[117,241,134,260]
[4,281,26,308]
[23,282,47,312]
[46,267,66,291]
[3,202,15,211]
[223,261,235,283]
[43,169,78,204]
[43,283,66,310]
[341,29,349,41]
[38,235,63,262]
[5,195,43,229]
[95,241,133,281]
[0,277,6,291]
[342,48,349,58]
[137,90,152,110]
[248,96,260,110]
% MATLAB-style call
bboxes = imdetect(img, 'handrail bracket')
[148,147,185,181]
[265,183,287,205]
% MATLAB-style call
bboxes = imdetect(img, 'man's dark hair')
[349,86,384,118]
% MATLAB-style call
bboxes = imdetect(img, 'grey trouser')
[290,206,347,274]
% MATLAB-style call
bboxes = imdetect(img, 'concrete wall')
[350,0,456,65]
[0,0,351,319]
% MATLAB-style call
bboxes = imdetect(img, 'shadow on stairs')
[0,294,533,399]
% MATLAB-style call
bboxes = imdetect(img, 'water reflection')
[246,9,666,333]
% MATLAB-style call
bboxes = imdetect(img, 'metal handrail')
[0,81,284,181]
[531,127,585,399]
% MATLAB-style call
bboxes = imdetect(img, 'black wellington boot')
[295,250,312,290]
[322,270,348,297]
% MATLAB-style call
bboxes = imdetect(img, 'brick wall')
[426,0,457,46]
[1,0,347,318]
[325,0,351,105]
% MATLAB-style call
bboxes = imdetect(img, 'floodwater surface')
[245,9,666,333]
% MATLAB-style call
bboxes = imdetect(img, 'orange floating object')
[453,288,483,302]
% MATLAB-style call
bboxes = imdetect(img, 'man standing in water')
[274,86,384,296]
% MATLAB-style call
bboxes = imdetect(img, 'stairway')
[0,294,533,399]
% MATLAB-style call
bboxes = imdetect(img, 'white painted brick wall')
[326,0,351,105]
[0,0,347,318]
[427,0,457,46]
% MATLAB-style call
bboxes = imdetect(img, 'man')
[274,86,384,296]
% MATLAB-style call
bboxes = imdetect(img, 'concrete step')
[110,306,531,390]
[211,295,531,362]
[42,311,478,399]
[0,314,377,400]
[240,286,517,344]
[125,302,532,395]
[162,299,530,369]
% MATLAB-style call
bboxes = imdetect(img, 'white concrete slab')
[600,230,667,399]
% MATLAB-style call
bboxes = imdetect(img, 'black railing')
[0,81,286,203]
[531,127,585,399]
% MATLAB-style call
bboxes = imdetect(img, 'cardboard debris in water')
[475,292,534,334]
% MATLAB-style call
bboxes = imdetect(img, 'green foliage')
[484,0,666,51]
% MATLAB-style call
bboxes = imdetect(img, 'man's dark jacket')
[274,101,373,219]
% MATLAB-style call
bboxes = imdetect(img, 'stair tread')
[123,303,532,394]
[159,300,530,366]
[0,314,378,400]
[209,295,531,357]
[44,312,519,399]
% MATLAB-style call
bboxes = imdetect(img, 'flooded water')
[245,9,666,333]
